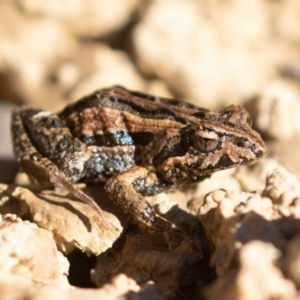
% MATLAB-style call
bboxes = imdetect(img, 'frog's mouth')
[179,142,265,176]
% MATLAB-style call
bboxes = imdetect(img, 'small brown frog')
[11,86,266,248]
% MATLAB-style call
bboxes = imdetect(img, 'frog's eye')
[191,131,220,153]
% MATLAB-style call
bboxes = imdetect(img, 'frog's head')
[156,105,266,183]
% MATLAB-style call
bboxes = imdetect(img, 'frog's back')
[58,86,197,182]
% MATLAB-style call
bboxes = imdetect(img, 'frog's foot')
[50,169,109,228]
[142,214,202,251]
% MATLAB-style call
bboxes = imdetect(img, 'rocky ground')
[1,1,300,299]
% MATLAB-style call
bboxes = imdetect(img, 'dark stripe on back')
[128,88,208,110]
[59,88,189,124]
[81,131,153,147]
[129,90,197,108]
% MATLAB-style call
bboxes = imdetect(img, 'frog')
[11,86,266,249]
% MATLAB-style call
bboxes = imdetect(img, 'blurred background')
[1,0,300,182]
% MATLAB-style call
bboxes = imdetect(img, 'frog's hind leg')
[11,107,108,226]
[18,155,108,227]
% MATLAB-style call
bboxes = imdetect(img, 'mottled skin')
[11,86,266,249]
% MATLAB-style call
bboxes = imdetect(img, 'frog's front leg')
[104,166,199,249]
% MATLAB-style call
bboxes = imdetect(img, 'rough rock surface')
[199,167,300,299]
[132,0,294,108]
[0,273,164,300]
[91,230,205,299]
[0,213,69,287]
[0,184,123,255]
